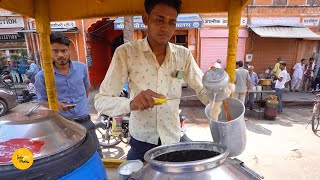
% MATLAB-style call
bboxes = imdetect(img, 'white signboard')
[50,21,76,29]
[0,16,24,28]
[251,17,300,25]
[303,18,319,26]
[0,9,14,16]
[203,18,247,26]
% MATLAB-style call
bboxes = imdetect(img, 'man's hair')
[310,57,315,61]
[144,0,182,14]
[248,65,254,69]
[277,57,282,62]
[50,32,70,47]
[216,59,221,63]
[301,58,306,63]
[236,61,244,67]
[280,61,287,66]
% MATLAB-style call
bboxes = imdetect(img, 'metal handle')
[26,103,41,116]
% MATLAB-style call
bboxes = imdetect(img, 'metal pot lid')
[0,110,86,165]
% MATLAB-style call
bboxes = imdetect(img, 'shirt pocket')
[167,77,182,98]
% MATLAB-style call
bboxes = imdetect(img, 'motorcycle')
[95,89,191,147]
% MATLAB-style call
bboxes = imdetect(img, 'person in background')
[273,61,287,113]
[35,32,102,157]
[213,59,222,69]
[312,66,320,92]
[234,61,250,103]
[20,79,36,103]
[18,60,28,83]
[10,65,21,83]
[291,58,306,92]
[247,66,259,110]
[271,57,283,90]
[27,60,39,83]
[302,57,317,92]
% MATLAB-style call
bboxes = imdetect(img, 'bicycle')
[311,94,320,132]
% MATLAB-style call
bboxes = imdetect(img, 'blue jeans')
[127,137,160,162]
[275,88,284,113]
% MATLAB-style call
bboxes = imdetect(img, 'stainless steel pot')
[129,142,261,180]
[205,97,246,157]
[0,109,86,165]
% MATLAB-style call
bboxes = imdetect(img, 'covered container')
[0,109,106,180]
[129,142,262,180]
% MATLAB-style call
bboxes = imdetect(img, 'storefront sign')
[250,17,300,25]
[50,21,76,29]
[303,18,319,26]
[114,21,201,30]
[0,17,24,28]
[114,15,202,30]
[0,34,18,40]
[202,18,247,26]
[0,9,14,16]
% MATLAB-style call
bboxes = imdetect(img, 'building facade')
[2,0,320,86]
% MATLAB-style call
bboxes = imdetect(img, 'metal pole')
[35,0,59,111]
[226,0,242,84]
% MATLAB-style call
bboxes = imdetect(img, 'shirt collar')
[142,37,177,53]
[53,60,76,75]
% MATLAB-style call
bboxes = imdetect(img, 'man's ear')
[142,11,148,26]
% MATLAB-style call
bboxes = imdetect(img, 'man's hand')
[59,100,76,111]
[130,89,165,111]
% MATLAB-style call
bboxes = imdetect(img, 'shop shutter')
[250,37,296,74]
[200,37,246,72]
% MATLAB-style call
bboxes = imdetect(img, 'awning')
[249,25,320,40]
[0,28,23,35]
[114,14,202,30]
[18,27,79,33]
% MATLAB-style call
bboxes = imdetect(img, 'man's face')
[51,43,70,66]
[143,3,177,45]
[302,60,306,64]
[310,59,314,64]
[280,64,285,70]
[248,68,253,73]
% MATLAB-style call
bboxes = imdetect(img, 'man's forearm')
[40,101,49,109]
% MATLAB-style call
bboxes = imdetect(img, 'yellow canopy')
[0,0,250,20]
[0,0,251,111]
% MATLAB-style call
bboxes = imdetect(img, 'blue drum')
[0,133,107,180]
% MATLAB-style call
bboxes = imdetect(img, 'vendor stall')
[0,0,254,179]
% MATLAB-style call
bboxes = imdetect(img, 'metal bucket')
[205,97,246,157]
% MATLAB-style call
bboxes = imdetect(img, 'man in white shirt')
[94,0,209,161]
[273,61,287,113]
[291,58,306,92]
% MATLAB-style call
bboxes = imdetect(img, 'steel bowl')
[0,110,86,165]
[259,79,272,86]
